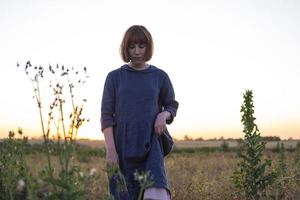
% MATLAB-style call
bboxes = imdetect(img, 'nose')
[133,45,141,55]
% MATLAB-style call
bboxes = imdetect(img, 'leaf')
[26,60,31,67]
[61,72,68,76]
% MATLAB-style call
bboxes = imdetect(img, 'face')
[128,42,147,67]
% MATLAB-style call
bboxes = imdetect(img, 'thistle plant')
[106,163,129,200]
[106,163,154,200]
[231,90,276,200]
[18,61,89,199]
[0,128,35,200]
[134,170,154,200]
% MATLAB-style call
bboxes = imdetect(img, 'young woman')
[101,25,179,200]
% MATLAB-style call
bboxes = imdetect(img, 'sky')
[0,0,299,140]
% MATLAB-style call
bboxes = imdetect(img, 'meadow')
[3,63,298,199]
[2,139,299,199]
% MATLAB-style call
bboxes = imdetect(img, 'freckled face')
[128,43,147,67]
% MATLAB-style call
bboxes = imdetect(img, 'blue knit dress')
[101,64,179,199]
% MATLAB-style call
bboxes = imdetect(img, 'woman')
[101,25,179,200]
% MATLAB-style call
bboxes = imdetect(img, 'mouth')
[131,57,144,61]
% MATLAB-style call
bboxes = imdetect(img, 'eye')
[128,44,135,49]
[139,43,146,48]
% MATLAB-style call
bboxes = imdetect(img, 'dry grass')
[166,153,238,200]
[24,139,300,149]
[24,146,300,199]
[26,153,109,199]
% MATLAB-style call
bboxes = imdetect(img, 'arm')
[103,127,119,164]
[101,72,116,131]
[154,73,179,135]
[101,73,119,164]
[161,73,179,124]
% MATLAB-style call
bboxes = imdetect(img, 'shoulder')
[106,65,125,79]
[151,65,169,78]
[107,67,122,76]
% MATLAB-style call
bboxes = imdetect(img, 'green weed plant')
[0,128,35,200]
[231,90,276,199]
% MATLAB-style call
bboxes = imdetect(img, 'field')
[9,61,299,199]
[70,139,300,149]
[4,139,298,199]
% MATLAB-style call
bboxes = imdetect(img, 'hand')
[103,127,119,165]
[106,148,119,165]
[154,111,170,136]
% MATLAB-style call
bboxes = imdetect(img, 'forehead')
[127,29,147,44]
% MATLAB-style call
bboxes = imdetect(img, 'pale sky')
[0,0,299,140]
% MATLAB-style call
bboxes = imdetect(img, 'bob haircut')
[120,25,154,63]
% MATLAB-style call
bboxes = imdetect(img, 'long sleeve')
[101,72,116,131]
[160,73,179,124]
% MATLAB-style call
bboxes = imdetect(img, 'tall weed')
[18,61,90,199]
[231,90,276,199]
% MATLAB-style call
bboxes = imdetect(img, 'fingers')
[154,113,167,135]
[106,157,119,165]
[106,150,119,165]
[155,124,166,136]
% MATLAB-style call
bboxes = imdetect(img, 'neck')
[129,62,149,70]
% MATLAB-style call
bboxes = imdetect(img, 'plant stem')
[137,189,143,200]
[34,78,57,192]
[8,189,13,200]
[59,98,70,184]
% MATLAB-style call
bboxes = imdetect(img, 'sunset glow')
[0,0,299,140]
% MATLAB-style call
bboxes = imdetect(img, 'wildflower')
[134,171,154,200]
[37,188,49,198]
[134,170,154,188]
[37,178,43,185]
[136,175,143,182]
[8,131,15,138]
[79,171,84,177]
[89,168,97,176]
[18,127,23,136]
[16,179,26,192]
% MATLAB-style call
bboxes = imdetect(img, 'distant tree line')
[179,135,282,142]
